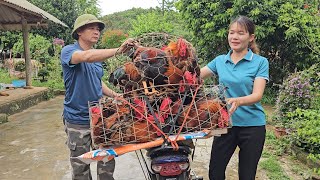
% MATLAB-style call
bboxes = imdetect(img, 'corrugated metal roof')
[0,0,68,30]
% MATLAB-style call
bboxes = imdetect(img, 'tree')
[12,33,51,60]
[29,0,101,44]
[99,30,128,49]
[101,8,154,33]
[177,0,320,85]
[0,31,21,59]
[129,9,193,39]
[129,11,175,37]
[159,0,178,13]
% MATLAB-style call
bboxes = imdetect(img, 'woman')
[201,16,269,180]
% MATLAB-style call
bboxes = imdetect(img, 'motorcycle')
[134,139,203,180]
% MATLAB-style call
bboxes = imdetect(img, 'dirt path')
[0,96,268,180]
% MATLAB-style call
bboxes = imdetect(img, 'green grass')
[260,155,290,180]
[259,130,292,179]
[265,129,292,156]
[0,67,64,92]
[0,68,17,84]
[32,78,64,90]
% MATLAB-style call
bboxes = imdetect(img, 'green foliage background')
[28,0,101,45]
[176,0,320,85]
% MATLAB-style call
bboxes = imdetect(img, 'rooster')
[132,47,184,95]
[163,38,200,77]
[132,97,172,135]
[105,97,161,144]
[171,98,229,131]
[125,121,158,143]
[109,62,142,95]
[91,101,131,146]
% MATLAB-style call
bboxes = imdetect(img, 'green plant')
[259,155,290,180]
[129,11,175,37]
[14,61,25,71]
[177,0,320,86]
[274,72,312,126]
[288,108,320,153]
[262,129,317,179]
[33,38,64,90]
[53,38,64,57]
[274,63,319,127]
[38,68,49,82]
[287,108,320,175]
[265,129,291,156]
[308,154,320,174]
[12,33,51,61]
[261,86,277,105]
[0,68,16,83]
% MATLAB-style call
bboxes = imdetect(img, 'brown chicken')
[91,102,131,146]
[163,38,200,78]
[170,98,228,131]
[109,62,142,94]
[124,121,158,143]
[132,47,184,95]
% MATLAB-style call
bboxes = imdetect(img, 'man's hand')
[118,38,136,54]
[113,92,122,98]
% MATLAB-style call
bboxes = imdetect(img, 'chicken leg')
[142,81,159,96]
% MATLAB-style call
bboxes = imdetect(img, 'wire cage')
[89,33,231,148]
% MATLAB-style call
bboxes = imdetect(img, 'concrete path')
[0,96,267,180]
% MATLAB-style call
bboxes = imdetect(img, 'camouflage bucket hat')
[71,14,105,40]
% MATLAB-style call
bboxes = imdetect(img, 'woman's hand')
[227,98,240,115]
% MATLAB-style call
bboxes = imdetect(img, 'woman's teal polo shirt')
[206,49,269,127]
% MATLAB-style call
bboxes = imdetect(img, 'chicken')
[163,38,200,77]
[107,103,159,144]
[125,121,158,143]
[91,101,131,146]
[132,47,184,95]
[109,62,142,94]
[133,97,170,129]
[92,97,165,146]
[171,98,229,131]
[218,107,229,128]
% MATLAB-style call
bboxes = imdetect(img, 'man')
[60,14,133,180]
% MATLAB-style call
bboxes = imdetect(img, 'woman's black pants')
[209,126,266,180]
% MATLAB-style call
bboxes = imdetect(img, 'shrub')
[12,33,51,60]
[261,86,278,105]
[53,38,64,57]
[129,11,175,37]
[0,68,15,83]
[100,30,128,49]
[38,68,49,81]
[287,108,320,174]
[274,63,319,126]
[33,38,65,90]
[287,108,320,154]
[274,72,312,126]
[14,61,25,71]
